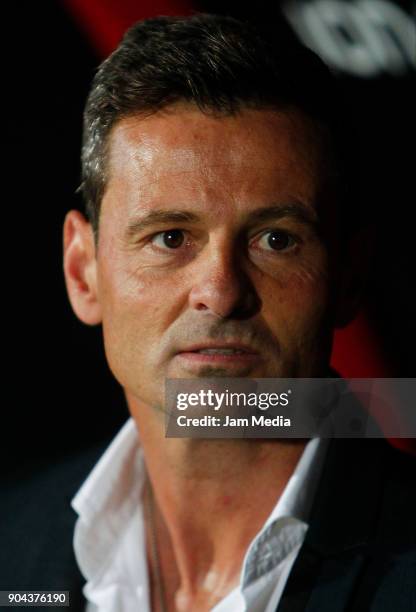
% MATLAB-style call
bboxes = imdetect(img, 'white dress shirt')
[71,418,327,612]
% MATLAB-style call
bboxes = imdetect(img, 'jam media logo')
[283,0,416,76]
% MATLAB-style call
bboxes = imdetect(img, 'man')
[1,13,414,612]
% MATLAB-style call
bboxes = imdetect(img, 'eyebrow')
[126,210,200,240]
[125,202,318,240]
[245,203,318,228]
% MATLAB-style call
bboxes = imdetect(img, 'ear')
[334,226,374,329]
[63,210,102,325]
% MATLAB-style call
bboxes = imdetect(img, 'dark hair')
[81,13,356,236]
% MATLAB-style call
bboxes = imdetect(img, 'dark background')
[5,0,415,470]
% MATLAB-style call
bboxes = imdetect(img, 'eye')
[151,229,185,250]
[255,230,297,252]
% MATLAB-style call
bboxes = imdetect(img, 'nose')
[188,240,259,319]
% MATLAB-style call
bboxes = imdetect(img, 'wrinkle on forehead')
[107,104,325,178]
[101,104,329,230]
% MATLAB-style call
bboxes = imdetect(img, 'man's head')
[80,14,356,239]
[64,14,364,409]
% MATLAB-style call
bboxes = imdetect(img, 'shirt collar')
[240,436,328,586]
[71,418,141,523]
[71,418,144,582]
[71,417,327,589]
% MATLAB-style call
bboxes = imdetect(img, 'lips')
[174,342,262,372]
[174,343,261,367]
[193,348,248,355]
[177,343,258,355]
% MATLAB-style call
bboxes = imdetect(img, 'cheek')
[268,257,329,308]
[97,252,185,347]
[96,258,185,396]
[261,259,331,336]
[280,270,328,311]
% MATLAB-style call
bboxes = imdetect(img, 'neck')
[127,392,307,609]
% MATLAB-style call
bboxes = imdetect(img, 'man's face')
[95,104,338,409]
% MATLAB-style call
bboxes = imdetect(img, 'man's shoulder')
[0,434,113,595]
[372,438,416,548]
[280,438,416,612]
[309,437,416,549]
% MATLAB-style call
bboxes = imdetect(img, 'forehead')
[102,103,328,222]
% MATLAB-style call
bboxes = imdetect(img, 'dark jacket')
[1,435,415,611]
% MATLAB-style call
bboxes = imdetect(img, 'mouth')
[175,343,260,363]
